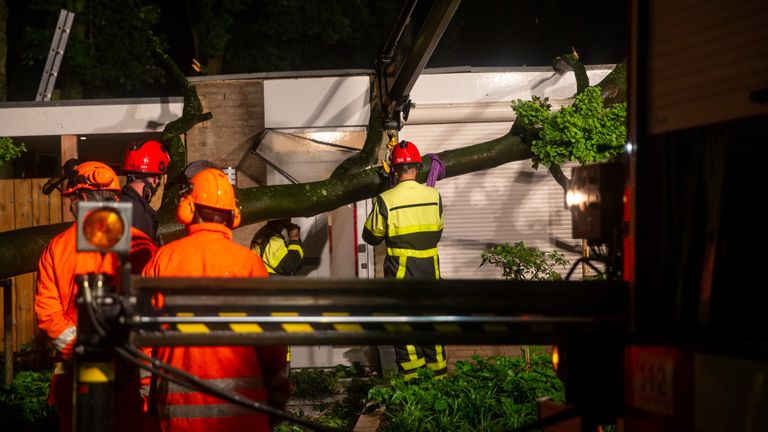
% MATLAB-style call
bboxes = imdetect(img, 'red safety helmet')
[62,161,121,196]
[123,139,170,175]
[391,140,422,165]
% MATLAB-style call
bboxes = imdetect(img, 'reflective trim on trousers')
[425,344,447,372]
[427,361,448,372]
[399,345,426,370]
[159,402,256,419]
[167,376,264,394]
[140,368,152,380]
[403,371,419,382]
[53,361,70,375]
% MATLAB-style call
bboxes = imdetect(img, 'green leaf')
[480,241,569,281]
[0,137,26,163]
[512,86,627,168]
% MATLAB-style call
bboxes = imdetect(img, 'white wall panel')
[264,76,371,129]
[410,67,614,104]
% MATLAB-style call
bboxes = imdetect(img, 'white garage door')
[400,122,581,279]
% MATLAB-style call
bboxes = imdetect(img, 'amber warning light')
[551,346,560,372]
[76,202,133,254]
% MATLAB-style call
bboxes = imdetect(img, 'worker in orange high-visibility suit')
[34,161,157,432]
[142,167,290,432]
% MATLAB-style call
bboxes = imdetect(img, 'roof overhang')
[0,97,184,137]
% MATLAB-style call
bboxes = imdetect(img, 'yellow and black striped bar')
[126,277,626,346]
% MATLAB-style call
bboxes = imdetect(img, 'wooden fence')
[0,178,64,351]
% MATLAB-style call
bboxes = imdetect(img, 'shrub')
[481,241,569,281]
[275,365,380,431]
[0,137,26,163]
[0,370,57,431]
[290,368,339,399]
[367,351,564,432]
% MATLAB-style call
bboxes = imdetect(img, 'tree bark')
[0,53,626,278]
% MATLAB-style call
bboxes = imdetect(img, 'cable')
[81,278,110,338]
[113,344,336,432]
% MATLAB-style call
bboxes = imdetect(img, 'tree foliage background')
[2,0,626,101]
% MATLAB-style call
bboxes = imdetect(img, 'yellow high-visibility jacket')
[363,180,443,279]
[251,227,304,275]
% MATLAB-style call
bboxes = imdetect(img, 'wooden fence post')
[2,278,12,387]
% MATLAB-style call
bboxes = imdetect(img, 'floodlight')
[567,163,624,242]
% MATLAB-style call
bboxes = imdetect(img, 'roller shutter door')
[400,122,581,279]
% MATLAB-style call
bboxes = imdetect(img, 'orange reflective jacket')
[142,223,289,432]
[35,224,157,432]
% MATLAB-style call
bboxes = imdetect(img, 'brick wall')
[187,79,265,172]
[186,79,268,246]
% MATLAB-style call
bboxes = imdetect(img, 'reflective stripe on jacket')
[362,180,443,279]
[143,223,289,432]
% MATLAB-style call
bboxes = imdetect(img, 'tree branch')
[595,60,627,106]
[553,49,589,95]
[548,163,569,191]
[330,90,387,178]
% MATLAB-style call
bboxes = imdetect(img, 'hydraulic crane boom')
[377,0,462,130]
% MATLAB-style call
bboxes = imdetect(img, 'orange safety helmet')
[176,168,241,228]
[391,140,422,165]
[62,161,121,196]
[123,139,170,175]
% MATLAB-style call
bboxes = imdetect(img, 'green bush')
[275,365,379,431]
[0,370,57,432]
[367,351,564,432]
[289,368,339,399]
[0,137,26,163]
[481,241,569,281]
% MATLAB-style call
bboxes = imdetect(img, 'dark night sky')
[158,1,628,75]
[430,1,628,68]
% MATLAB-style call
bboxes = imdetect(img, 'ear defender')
[230,206,241,229]
[176,195,196,225]
[89,166,116,187]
